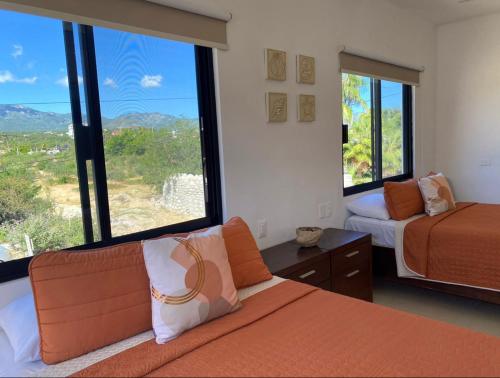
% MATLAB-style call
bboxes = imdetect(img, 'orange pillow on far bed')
[222,217,272,289]
[384,179,424,220]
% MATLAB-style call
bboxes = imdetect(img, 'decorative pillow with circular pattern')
[142,226,241,344]
[418,173,456,216]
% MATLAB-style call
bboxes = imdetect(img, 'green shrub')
[0,175,50,223]
[0,228,7,243]
[2,213,84,254]
[103,122,203,192]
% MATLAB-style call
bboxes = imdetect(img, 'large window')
[342,73,412,195]
[0,10,221,282]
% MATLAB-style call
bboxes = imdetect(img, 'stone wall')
[161,174,205,218]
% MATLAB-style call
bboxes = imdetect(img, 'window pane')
[0,10,84,261]
[73,24,88,127]
[342,73,373,188]
[381,80,403,178]
[85,160,101,241]
[93,28,206,237]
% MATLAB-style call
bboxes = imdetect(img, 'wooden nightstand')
[261,228,372,301]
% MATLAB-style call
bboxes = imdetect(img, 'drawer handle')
[299,270,316,279]
[345,269,360,278]
[345,250,360,258]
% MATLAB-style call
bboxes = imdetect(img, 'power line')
[380,91,401,100]
[1,97,197,106]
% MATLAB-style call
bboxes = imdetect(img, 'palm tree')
[342,74,403,184]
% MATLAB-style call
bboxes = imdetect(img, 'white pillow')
[346,193,391,220]
[0,294,40,363]
[142,226,241,344]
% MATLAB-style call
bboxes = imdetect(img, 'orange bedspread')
[404,202,500,290]
[73,281,500,377]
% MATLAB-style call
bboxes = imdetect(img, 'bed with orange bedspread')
[404,202,500,291]
[73,280,500,377]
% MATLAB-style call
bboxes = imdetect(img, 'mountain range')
[0,104,196,132]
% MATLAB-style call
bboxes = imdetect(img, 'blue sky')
[0,9,199,119]
[381,80,402,111]
[352,76,402,118]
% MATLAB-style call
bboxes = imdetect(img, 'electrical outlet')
[256,219,267,239]
[318,202,333,219]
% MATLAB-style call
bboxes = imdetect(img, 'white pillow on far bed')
[0,293,40,363]
[346,193,391,220]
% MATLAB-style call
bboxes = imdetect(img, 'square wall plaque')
[297,54,315,84]
[265,49,287,81]
[298,94,315,122]
[266,92,287,122]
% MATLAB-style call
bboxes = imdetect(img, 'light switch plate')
[318,202,333,219]
[256,219,267,239]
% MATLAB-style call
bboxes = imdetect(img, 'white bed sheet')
[345,215,398,248]
[0,330,45,378]
[0,276,286,378]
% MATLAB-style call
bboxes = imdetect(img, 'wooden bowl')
[296,227,323,247]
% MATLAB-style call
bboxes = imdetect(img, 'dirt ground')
[44,179,194,237]
[1,175,195,261]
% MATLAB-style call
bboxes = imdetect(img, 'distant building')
[47,148,61,155]
[47,145,65,155]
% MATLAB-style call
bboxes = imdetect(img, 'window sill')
[343,173,413,197]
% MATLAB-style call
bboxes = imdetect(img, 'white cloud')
[104,77,117,88]
[11,44,23,59]
[140,74,162,88]
[55,77,68,86]
[56,75,83,87]
[0,70,37,84]
[0,71,14,83]
[16,76,37,84]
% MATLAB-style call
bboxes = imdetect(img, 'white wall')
[214,0,436,248]
[436,13,500,203]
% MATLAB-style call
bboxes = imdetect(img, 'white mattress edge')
[345,215,397,249]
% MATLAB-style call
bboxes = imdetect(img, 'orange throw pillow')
[29,241,151,364]
[384,179,425,220]
[222,217,272,289]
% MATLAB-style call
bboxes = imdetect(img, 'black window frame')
[343,77,413,196]
[0,21,222,283]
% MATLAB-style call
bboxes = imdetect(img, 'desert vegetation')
[0,116,202,260]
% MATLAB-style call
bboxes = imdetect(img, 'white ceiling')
[388,0,500,25]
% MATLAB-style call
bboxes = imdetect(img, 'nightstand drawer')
[332,266,372,301]
[332,242,371,275]
[318,279,331,291]
[286,256,330,287]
